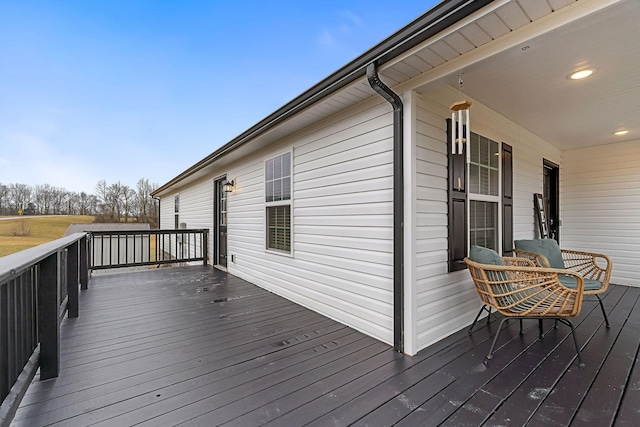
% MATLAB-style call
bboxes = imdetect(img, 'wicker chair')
[467,256,535,334]
[465,255,586,367]
[514,240,612,328]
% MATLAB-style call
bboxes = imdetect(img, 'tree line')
[0,179,160,227]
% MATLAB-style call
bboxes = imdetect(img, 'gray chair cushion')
[514,239,565,269]
[469,245,504,266]
[558,275,602,291]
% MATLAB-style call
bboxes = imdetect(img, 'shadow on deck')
[11,266,640,426]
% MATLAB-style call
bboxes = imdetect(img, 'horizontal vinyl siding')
[159,180,214,261]
[159,193,176,231]
[226,100,395,344]
[413,87,562,351]
[562,140,640,286]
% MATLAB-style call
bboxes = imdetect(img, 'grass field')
[0,215,96,257]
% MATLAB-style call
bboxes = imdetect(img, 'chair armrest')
[561,249,612,287]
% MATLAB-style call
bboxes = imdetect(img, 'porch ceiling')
[423,0,640,151]
[299,0,640,153]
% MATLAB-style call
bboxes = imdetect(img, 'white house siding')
[159,191,176,231]
[562,140,640,286]
[412,86,562,352]
[159,179,214,262]
[179,99,398,345]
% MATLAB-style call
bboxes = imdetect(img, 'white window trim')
[264,150,293,256]
[467,134,502,254]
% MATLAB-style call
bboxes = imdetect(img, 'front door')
[214,178,228,268]
[543,160,560,242]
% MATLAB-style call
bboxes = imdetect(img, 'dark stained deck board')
[527,287,640,426]
[11,266,640,427]
[571,287,640,426]
[369,286,624,427]
[477,287,632,427]
[316,320,543,427]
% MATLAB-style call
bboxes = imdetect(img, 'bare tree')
[0,183,8,215]
[8,183,32,214]
[51,187,68,214]
[122,185,136,222]
[34,184,56,215]
[135,178,157,223]
[78,192,90,215]
[0,179,156,223]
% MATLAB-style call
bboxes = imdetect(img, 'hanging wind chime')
[450,73,472,158]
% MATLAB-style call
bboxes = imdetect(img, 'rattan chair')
[465,256,586,367]
[514,242,612,328]
[467,256,536,334]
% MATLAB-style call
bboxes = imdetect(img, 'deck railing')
[0,233,89,426]
[88,229,209,270]
[0,228,209,425]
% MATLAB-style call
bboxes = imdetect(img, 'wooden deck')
[11,266,640,426]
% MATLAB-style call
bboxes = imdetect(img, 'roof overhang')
[153,0,639,196]
[152,0,493,197]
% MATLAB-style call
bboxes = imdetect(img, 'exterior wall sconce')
[224,180,235,193]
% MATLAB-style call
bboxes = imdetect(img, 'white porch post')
[403,89,418,355]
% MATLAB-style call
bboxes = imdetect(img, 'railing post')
[80,235,89,290]
[67,241,79,318]
[38,252,60,380]
[203,229,209,266]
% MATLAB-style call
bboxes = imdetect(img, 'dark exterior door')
[543,160,560,242]
[215,179,228,268]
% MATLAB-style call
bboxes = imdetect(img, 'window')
[174,194,180,229]
[447,120,513,271]
[468,133,500,251]
[265,152,292,253]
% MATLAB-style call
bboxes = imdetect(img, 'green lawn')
[0,215,96,257]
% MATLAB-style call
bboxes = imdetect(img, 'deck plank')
[571,287,640,426]
[299,317,531,427]
[10,266,640,427]
[478,286,629,426]
[396,285,615,427]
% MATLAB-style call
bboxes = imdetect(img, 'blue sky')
[0,0,439,193]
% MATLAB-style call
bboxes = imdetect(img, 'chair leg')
[596,295,610,328]
[487,317,509,360]
[538,319,544,339]
[564,319,585,368]
[468,305,491,335]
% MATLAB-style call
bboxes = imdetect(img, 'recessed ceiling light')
[570,69,595,80]
[614,130,629,136]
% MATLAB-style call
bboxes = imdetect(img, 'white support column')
[402,89,418,355]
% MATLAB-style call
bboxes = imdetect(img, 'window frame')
[467,133,502,254]
[264,150,293,255]
[447,118,512,272]
[174,194,180,229]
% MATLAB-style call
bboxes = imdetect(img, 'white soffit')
[382,0,638,150]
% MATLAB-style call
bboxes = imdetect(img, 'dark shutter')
[447,119,467,271]
[502,143,513,255]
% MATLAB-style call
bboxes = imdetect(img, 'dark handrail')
[88,229,208,270]
[0,233,89,425]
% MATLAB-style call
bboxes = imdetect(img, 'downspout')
[366,62,404,353]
